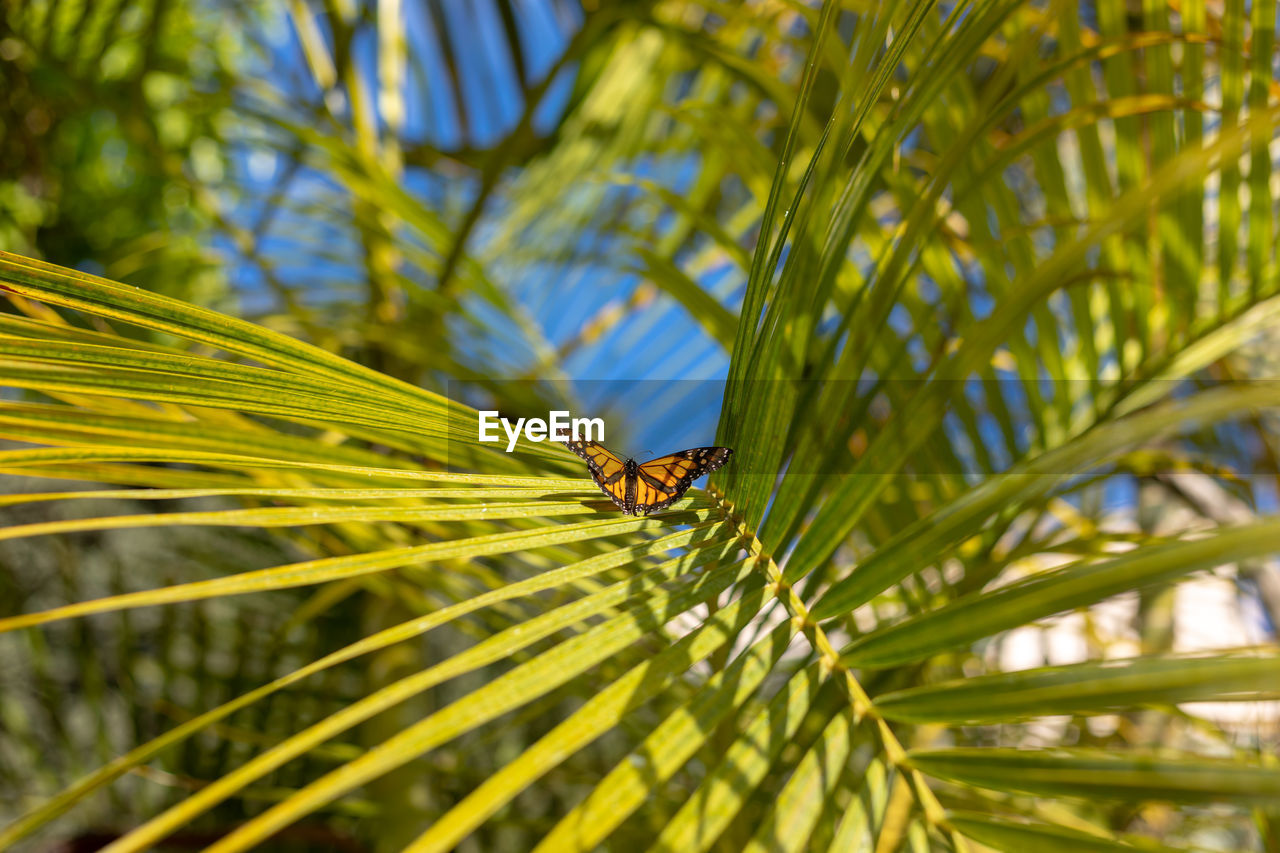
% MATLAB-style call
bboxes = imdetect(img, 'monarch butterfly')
[564,439,733,516]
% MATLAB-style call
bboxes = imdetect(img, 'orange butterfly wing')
[564,439,631,513]
[634,446,733,515]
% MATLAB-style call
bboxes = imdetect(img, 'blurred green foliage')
[0,1,251,306]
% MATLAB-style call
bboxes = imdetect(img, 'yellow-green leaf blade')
[912,749,1280,804]
[875,650,1280,723]
[841,519,1280,668]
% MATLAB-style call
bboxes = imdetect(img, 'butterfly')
[564,439,733,516]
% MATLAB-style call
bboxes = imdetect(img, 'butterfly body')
[564,440,732,516]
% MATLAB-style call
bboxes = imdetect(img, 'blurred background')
[2,0,735,450]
